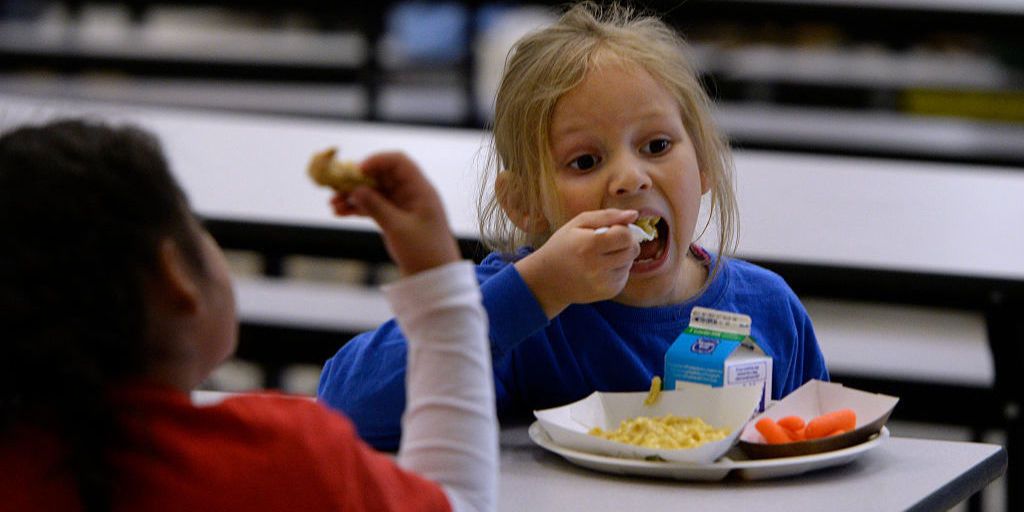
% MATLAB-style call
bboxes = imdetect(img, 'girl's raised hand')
[330,152,460,277]
[515,209,640,318]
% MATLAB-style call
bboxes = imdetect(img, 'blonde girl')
[320,2,828,449]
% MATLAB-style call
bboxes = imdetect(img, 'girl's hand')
[515,209,640,318]
[330,152,459,277]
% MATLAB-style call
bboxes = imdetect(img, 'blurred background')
[2,1,1021,510]
[2,0,1021,162]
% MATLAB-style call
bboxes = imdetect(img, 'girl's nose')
[609,160,652,196]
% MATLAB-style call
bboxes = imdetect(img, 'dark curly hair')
[0,118,204,511]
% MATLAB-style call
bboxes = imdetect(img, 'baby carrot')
[805,408,857,439]
[786,427,807,442]
[777,416,805,431]
[755,417,792,444]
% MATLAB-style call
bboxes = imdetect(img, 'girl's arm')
[324,152,496,511]
[317,258,549,450]
[387,261,495,512]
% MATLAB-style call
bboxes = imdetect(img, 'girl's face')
[545,61,708,306]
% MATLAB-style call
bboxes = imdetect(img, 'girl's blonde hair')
[479,1,738,272]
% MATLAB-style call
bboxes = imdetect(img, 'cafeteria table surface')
[192,391,1005,512]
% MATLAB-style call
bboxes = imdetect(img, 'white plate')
[528,421,888,481]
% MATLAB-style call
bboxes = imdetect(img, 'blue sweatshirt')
[318,247,829,450]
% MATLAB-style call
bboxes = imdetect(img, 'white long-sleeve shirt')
[388,261,497,512]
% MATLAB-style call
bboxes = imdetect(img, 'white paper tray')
[534,386,762,464]
[529,421,888,481]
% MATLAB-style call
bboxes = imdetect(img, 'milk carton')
[664,307,773,411]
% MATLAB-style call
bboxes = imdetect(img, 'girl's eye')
[569,154,600,171]
[643,139,671,155]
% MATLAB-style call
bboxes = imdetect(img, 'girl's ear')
[496,171,549,233]
[153,238,201,314]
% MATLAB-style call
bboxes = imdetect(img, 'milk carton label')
[727,358,769,386]
[663,307,773,411]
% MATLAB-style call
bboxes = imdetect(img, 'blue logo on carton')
[690,337,719,354]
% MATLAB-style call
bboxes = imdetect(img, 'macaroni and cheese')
[589,415,729,450]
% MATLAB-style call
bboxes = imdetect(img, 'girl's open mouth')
[634,216,668,265]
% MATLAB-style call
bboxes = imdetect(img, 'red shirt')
[0,386,450,512]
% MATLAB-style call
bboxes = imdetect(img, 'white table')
[4,91,1023,282]
[498,425,1005,512]
[190,391,1006,512]
[3,95,1005,291]
[0,92,486,239]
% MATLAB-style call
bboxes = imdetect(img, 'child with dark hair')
[0,119,496,512]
